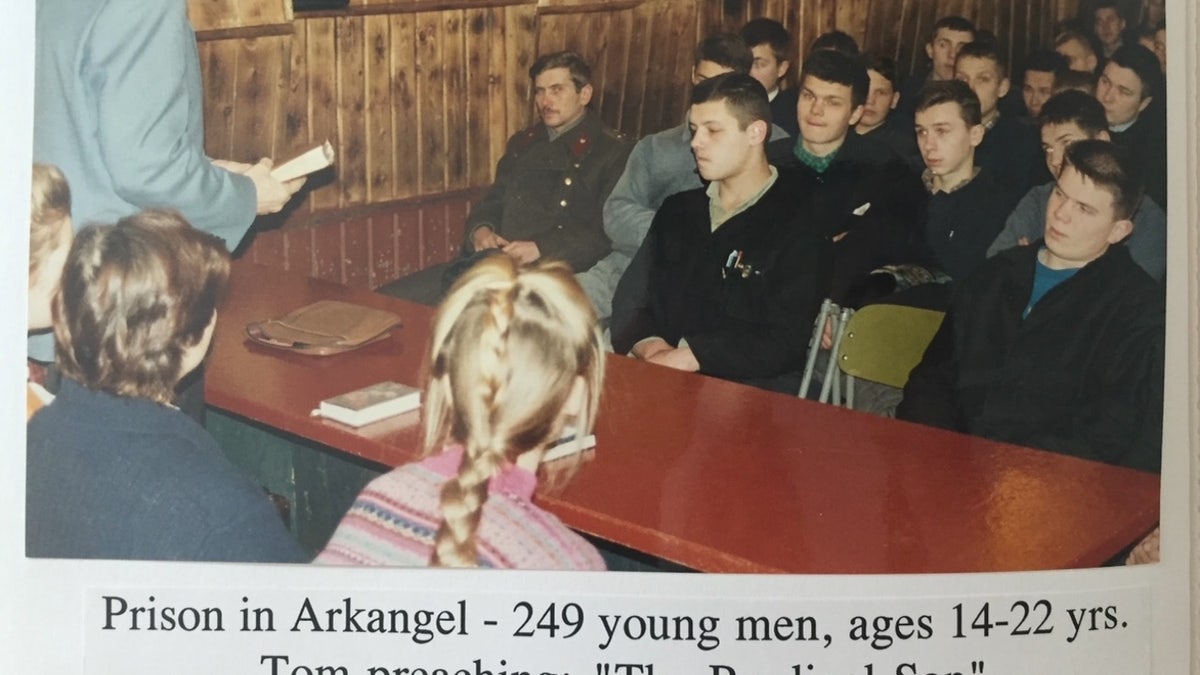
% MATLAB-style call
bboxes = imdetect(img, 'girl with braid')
[318,255,606,569]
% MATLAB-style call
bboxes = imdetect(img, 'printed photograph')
[24,0,1167,576]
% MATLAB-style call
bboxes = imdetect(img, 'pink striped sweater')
[316,446,605,570]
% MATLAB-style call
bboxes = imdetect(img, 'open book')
[271,140,335,182]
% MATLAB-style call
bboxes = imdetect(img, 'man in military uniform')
[380,51,631,304]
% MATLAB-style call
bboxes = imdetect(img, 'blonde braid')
[431,284,516,567]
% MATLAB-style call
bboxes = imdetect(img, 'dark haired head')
[1093,0,1123,19]
[53,210,232,404]
[740,18,790,64]
[915,79,982,127]
[808,30,859,57]
[690,72,772,132]
[1038,90,1108,136]
[1054,68,1098,95]
[695,33,754,74]
[1107,43,1162,101]
[1024,49,1069,78]
[1055,30,1102,72]
[956,40,1008,78]
[1061,138,1142,220]
[864,53,899,87]
[930,16,975,42]
[529,51,592,90]
[799,48,869,108]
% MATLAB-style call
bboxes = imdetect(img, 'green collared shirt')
[707,166,779,232]
[792,139,840,174]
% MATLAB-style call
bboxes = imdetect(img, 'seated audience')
[26,210,308,562]
[741,18,799,136]
[380,51,631,305]
[1019,49,1069,118]
[898,140,1163,473]
[1054,30,1101,74]
[582,33,792,323]
[895,16,976,129]
[955,41,1045,195]
[1098,44,1167,210]
[913,80,1015,282]
[987,90,1165,282]
[319,256,606,569]
[613,73,829,393]
[27,164,74,418]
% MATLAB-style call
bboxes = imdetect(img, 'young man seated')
[912,80,1016,283]
[855,54,922,170]
[1019,49,1069,118]
[741,18,799,137]
[954,41,1045,195]
[612,73,829,394]
[379,51,631,305]
[895,16,976,129]
[987,90,1165,282]
[1054,30,1101,75]
[587,34,792,325]
[898,139,1163,473]
[1097,44,1167,211]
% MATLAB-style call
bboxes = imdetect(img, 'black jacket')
[613,177,830,393]
[898,244,1164,472]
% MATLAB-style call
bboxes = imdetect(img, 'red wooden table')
[207,262,1160,573]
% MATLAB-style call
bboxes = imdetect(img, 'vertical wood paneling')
[306,19,340,209]
[363,15,394,202]
[465,9,493,188]
[484,8,509,177]
[390,13,419,199]
[199,40,239,160]
[416,12,447,193]
[442,11,469,190]
[336,16,367,206]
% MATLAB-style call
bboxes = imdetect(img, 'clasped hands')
[471,226,541,264]
[630,338,699,372]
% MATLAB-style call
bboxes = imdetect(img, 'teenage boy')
[380,52,631,304]
[613,73,829,394]
[1093,1,1127,57]
[954,41,1044,195]
[1020,49,1069,118]
[589,34,791,323]
[895,16,976,127]
[987,90,1165,281]
[1097,44,1167,210]
[741,18,799,136]
[913,80,1015,282]
[855,54,921,169]
[899,139,1163,473]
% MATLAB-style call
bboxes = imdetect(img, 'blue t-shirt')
[1024,250,1080,318]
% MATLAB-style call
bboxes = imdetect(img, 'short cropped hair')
[1054,68,1097,95]
[930,16,975,42]
[865,53,899,88]
[1038,90,1109,136]
[799,48,869,108]
[808,30,859,56]
[1093,0,1123,19]
[54,210,232,405]
[1055,30,1100,64]
[529,51,591,90]
[694,33,754,74]
[740,18,790,63]
[691,72,772,132]
[1023,49,1069,78]
[1061,139,1142,220]
[1107,44,1162,101]
[956,40,1008,78]
[915,79,982,127]
[30,164,71,280]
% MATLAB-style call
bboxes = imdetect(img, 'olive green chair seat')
[836,304,945,395]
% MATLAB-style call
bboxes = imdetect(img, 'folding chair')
[834,304,945,409]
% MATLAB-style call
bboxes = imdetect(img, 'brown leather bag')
[245,300,402,356]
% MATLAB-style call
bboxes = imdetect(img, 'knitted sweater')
[316,447,605,570]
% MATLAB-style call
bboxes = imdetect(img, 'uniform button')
[560,199,568,207]
[564,177,573,186]
[574,163,581,168]
[557,225,563,229]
